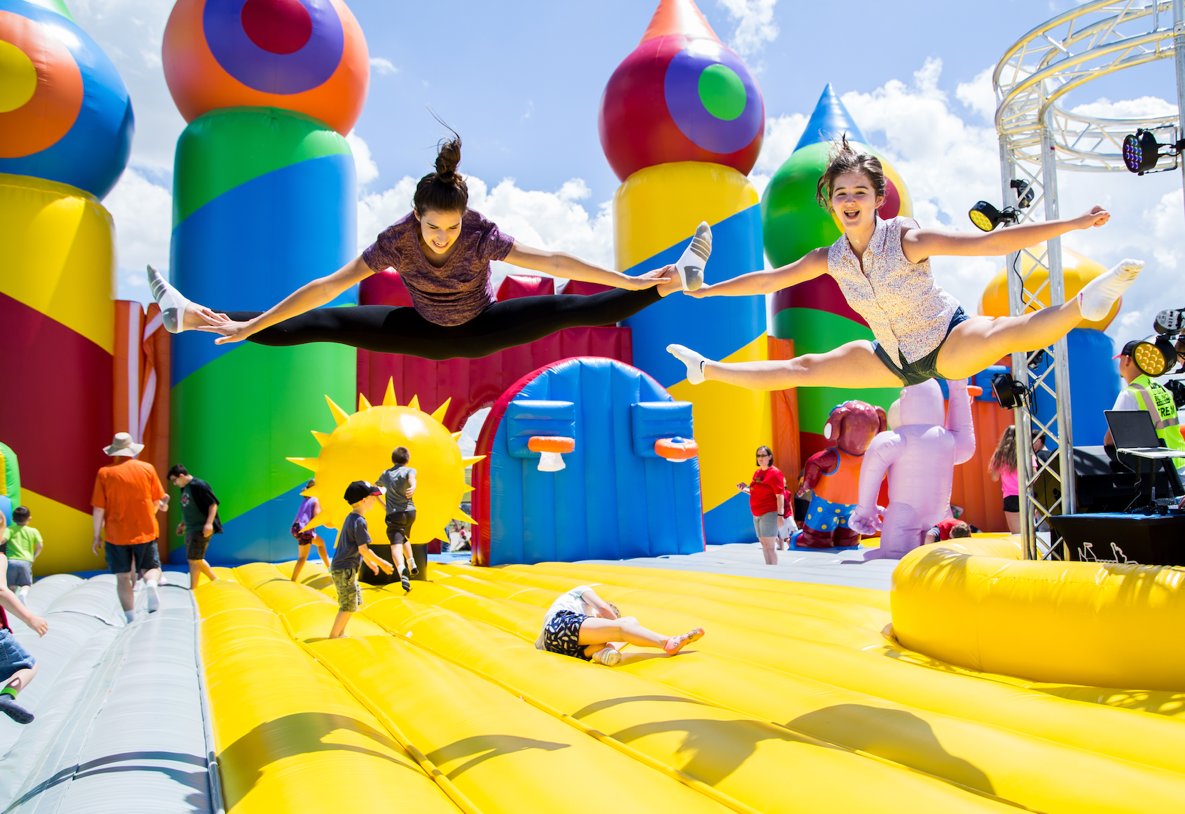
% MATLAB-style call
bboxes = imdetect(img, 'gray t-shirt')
[331,511,370,571]
[377,466,416,514]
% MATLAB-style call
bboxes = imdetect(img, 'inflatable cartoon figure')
[797,401,887,548]
[849,379,976,558]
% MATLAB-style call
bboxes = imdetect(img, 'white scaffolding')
[991,0,1185,558]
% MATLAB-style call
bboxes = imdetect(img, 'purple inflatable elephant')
[848,379,976,559]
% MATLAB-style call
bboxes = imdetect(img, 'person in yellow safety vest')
[1103,339,1185,471]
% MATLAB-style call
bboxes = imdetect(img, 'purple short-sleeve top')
[362,209,516,326]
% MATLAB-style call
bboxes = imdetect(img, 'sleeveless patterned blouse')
[826,216,960,364]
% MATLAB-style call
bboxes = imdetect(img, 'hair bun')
[435,137,462,178]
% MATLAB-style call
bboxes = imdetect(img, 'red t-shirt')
[931,518,963,541]
[749,467,786,516]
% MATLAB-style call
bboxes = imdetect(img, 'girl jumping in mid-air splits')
[149,134,711,359]
[667,135,1143,391]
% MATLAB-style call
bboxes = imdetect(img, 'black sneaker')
[400,574,411,592]
[409,563,419,576]
[0,695,34,724]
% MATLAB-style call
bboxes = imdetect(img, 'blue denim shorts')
[874,307,969,386]
[0,629,34,683]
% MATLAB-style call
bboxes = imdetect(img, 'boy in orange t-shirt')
[91,433,169,623]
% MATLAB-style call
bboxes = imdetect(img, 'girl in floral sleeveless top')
[148,133,709,358]
[668,135,1142,390]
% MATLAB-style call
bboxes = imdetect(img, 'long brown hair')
[989,426,1018,478]
[815,134,887,212]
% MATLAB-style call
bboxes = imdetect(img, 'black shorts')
[105,541,161,574]
[185,529,212,560]
[873,307,968,386]
[385,510,416,545]
[1003,494,1020,513]
[291,521,316,545]
[541,610,591,660]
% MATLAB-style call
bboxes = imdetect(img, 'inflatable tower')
[0,0,132,573]
[163,0,368,562]
[600,0,770,543]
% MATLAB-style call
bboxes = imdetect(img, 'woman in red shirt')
[737,445,785,565]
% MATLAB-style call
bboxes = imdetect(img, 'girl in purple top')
[148,135,706,358]
[666,136,1142,391]
[290,479,329,583]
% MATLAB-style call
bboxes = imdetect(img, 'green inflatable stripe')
[171,339,355,521]
[174,107,352,224]
[770,307,900,429]
[26,0,74,20]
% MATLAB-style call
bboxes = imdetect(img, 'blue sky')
[70,0,1183,346]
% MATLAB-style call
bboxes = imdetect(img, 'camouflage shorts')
[330,567,361,613]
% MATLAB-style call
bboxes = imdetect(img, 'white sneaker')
[594,646,622,666]
[675,222,712,291]
[147,265,192,333]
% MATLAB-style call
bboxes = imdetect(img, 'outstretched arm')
[945,380,978,464]
[504,243,673,291]
[903,206,1109,262]
[688,247,829,298]
[207,256,375,344]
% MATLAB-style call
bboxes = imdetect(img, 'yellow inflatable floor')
[197,557,1185,813]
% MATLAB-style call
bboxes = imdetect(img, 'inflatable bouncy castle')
[163,0,368,563]
[0,0,133,573]
[601,0,771,544]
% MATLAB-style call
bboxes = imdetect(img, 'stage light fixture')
[1121,128,1184,175]
[968,179,1033,232]
[1131,336,1180,378]
[991,372,1028,409]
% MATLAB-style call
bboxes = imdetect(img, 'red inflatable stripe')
[0,292,111,512]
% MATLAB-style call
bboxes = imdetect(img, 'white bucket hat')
[103,432,144,458]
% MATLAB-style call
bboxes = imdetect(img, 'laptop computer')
[1104,410,1185,505]
[1105,410,1185,459]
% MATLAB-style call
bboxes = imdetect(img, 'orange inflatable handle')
[655,437,698,461]
[528,436,576,454]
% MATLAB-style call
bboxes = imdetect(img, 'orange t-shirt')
[92,458,165,546]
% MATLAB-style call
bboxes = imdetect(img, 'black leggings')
[226,287,662,360]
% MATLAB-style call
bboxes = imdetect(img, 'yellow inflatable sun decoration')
[287,380,482,544]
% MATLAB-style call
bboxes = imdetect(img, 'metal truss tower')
[992,0,1185,558]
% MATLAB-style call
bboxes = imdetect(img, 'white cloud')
[346,131,379,187]
[715,0,779,58]
[369,57,397,76]
[955,65,997,122]
[1068,96,1177,119]
[105,168,173,301]
[753,112,807,176]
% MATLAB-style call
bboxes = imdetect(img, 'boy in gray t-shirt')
[376,446,417,592]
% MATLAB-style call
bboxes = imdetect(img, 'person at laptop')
[1104,339,1185,471]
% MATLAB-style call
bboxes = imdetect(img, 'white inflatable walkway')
[0,574,218,813]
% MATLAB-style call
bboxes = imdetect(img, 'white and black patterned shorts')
[541,610,590,660]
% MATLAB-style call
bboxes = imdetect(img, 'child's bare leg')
[329,611,351,639]
[759,536,778,565]
[403,542,417,574]
[199,560,217,583]
[938,259,1144,378]
[579,616,704,655]
[315,539,330,568]
[4,664,37,695]
[292,545,310,582]
[668,341,903,390]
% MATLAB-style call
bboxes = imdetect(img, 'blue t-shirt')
[331,512,370,571]
[377,466,415,513]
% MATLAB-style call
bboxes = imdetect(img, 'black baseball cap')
[344,480,384,504]
[1113,339,1140,359]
